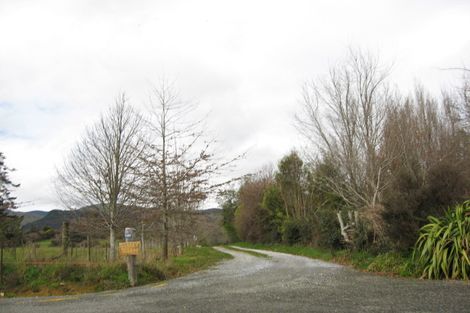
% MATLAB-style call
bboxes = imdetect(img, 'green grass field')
[2,239,174,264]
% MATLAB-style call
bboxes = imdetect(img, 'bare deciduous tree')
[56,95,145,261]
[296,50,395,244]
[141,81,239,260]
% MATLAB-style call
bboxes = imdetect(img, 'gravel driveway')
[1,246,469,313]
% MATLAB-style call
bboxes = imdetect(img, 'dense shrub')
[316,209,343,249]
[413,201,470,279]
[281,219,312,245]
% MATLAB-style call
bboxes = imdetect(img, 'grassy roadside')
[233,242,417,277]
[223,246,270,258]
[1,246,232,297]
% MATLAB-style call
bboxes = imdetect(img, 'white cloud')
[0,0,469,211]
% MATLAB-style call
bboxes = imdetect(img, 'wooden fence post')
[62,221,70,258]
[124,228,137,287]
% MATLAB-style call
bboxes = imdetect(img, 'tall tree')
[56,96,145,261]
[142,81,239,260]
[275,151,308,219]
[219,190,240,242]
[296,49,394,245]
[234,170,274,243]
[0,152,19,213]
[0,152,21,285]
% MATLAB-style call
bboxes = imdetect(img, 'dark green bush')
[413,201,470,279]
[281,219,312,245]
[316,209,343,249]
[139,264,166,283]
[23,266,41,282]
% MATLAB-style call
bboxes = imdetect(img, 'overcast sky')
[1,0,469,212]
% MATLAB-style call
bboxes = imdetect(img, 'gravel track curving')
[1,246,469,313]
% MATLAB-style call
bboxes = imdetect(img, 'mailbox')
[124,227,136,242]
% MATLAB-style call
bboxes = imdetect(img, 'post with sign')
[119,228,140,287]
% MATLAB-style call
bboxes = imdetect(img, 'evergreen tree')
[0,152,21,285]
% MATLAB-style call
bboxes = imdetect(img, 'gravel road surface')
[2,246,469,313]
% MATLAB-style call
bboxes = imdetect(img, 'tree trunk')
[109,227,116,262]
[162,213,168,260]
[141,222,145,260]
[126,255,137,287]
[32,242,37,260]
[62,221,70,257]
[0,240,4,286]
[87,235,91,263]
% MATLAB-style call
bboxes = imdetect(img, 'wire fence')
[2,239,166,265]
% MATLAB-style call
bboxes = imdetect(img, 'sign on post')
[119,241,141,256]
[122,227,139,287]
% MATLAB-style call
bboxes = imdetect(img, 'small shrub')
[96,263,129,288]
[23,266,41,282]
[139,264,166,284]
[413,201,470,279]
[367,252,409,275]
[29,280,43,293]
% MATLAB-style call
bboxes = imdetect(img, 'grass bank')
[223,246,270,258]
[1,246,232,297]
[233,242,417,277]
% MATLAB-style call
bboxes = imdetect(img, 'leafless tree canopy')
[139,81,240,259]
[56,95,145,261]
[294,50,470,247]
[296,51,393,227]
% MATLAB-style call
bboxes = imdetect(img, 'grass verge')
[223,246,270,258]
[233,242,417,277]
[1,246,232,297]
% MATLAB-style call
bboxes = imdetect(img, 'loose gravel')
[1,246,469,313]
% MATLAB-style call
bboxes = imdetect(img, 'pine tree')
[0,152,21,285]
[0,152,19,213]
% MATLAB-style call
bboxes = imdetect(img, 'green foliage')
[163,246,232,277]
[316,209,343,249]
[2,246,231,295]
[261,185,284,242]
[236,242,418,277]
[413,201,470,279]
[138,264,166,284]
[367,252,410,275]
[281,219,312,245]
[233,242,334,262]
[220,190,240,242]
[275,151,307,219]
[233,173,273,243]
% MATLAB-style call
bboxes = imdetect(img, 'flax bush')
[413,201,470,279]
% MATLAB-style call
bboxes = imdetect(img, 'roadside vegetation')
[0,82,236,296]
[233,242,416,277]
[413,201,470,279]
[1,48,469,299]
[220,50,470,281]
[0,244,231,297]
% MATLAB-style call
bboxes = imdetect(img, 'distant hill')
[200,208,222,214]
[20,206,228,244]
[9,210,49,227]
[193,208,228,245]
[22,210,77,231]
